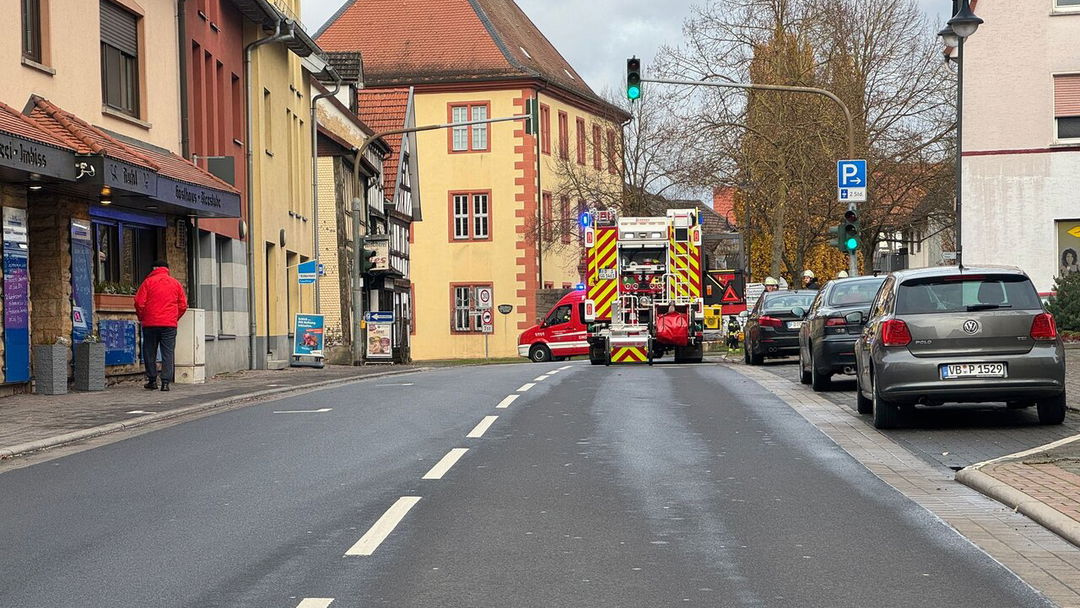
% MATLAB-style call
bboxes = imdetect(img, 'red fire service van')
[517,290,590,362]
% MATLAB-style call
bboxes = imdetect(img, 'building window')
[592,125,602,170]
[100,0,140,117]
[1054,74,1080,141]
[449,102,489,152]
[560,196,571,244]
[452,284,491,332]
[1056,0,1080,11]
[558,111,569,159]
[607,129,618,174]
[231,74,242,143]
[450,191,490,241]
[22,0,42,63]
[92,219,162,287]
[542,191,553,241]
[576,117,586,165]
[540,104,551,154]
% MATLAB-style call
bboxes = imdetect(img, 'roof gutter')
[244,20,296,369]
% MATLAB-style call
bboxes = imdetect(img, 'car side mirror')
[792,306,806,318]
[845,311,864,324]
[739,310,749,319]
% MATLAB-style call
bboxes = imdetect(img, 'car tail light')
[760,316,783,328]
[1031,313,1057,341]
[881,319,911,347]
[825,316,846,327]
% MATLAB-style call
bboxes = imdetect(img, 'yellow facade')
[246,17,315,365]
[409,86,622,360]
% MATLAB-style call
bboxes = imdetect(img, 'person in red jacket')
[134,260,188,391]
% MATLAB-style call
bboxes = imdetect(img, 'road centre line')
[533,375,547,382]
[295,600,334,608]
[272,408,330,414]
[467,415,499,438]
[517,383,535,392]
[559,365,572,370]
[496,394,519,409]
[345,496,422,556]
[422,448,469,480]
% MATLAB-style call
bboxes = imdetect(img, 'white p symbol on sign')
[842,164,859,185]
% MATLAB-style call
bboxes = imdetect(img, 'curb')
[0,367,428,460]
[956,467,1080,548]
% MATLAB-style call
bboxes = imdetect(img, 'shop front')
[17,96,240,389]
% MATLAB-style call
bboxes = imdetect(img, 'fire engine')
[582,208,705,365]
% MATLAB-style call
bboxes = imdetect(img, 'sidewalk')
[0,364,421,459]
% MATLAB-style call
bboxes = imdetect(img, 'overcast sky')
[303,0,951,95]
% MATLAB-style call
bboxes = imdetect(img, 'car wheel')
[798,347,811,384]
[1036,393,1067,425]
[871,371,901,429]
[743,342,751,364]
[810,349,830,392]
[746,339,763,366]
[855,368,873,414]
[588,345,605,365]
[529,344,551,363]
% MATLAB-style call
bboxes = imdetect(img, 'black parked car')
[796,276,886,390]
[743,290,818,365]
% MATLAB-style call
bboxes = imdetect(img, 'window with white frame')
[1055,74,1080,141]
[1056,0,1080,11]
[451,192,489,240]
[449,102,489,152]
[452,285,489,332]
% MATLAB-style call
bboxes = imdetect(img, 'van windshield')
[896,274,1042,314]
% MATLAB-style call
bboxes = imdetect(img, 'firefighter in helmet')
[764,276,779,292]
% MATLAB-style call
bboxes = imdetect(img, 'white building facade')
[963,0,1080,293]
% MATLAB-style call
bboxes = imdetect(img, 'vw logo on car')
[962,319,980,335]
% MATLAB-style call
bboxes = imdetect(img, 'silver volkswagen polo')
[854,266,1066,429]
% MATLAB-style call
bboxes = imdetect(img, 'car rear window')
[827,278,885,307]
[895,274,1042,314]
[763,293,816,314]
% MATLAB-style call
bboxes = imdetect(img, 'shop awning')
[25,96,241,218]
[0,101,76,182]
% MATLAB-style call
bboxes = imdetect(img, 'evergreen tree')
[1046,272,1080,332]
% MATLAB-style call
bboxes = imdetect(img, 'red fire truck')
[582,208,705,365]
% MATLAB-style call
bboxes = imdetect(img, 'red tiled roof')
[317,0,623,117]
[26,97,237,194]
[357,88,410,194]
[0,101,75,151]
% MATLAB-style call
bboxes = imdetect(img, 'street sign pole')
[837,160,868,277]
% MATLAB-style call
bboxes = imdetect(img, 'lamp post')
[938,0,983,270]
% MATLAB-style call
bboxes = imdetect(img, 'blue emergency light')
[579,212,592,228]
[575,283,585,291]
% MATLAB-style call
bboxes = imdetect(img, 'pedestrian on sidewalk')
[802,270,820,290]
[134,260,187,392]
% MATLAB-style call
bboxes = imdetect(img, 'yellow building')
[317,0,628,359]
[242,5,326,368]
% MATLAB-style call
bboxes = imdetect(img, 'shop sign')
[100,319,137,366]
[2,207,30,382]
[100,158,156,196]
[156,175,242,218]
[0,134,75,180]
[70,220,94,344]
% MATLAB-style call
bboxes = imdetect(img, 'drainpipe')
[244,20,295,369]
[177,0,190,159]
[311,75,342,315]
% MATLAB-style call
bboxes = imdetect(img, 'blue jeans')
[142,326,177,383]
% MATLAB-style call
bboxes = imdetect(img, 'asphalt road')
[754,356,1080,470]
[0,361,1051,607]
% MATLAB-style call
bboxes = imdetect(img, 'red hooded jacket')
[134,267,188,327]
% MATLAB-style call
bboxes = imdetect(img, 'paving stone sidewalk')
[0,364,420,458]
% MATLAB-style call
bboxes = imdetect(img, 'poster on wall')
[2,207,30,383]
[292,314,325,357]
[366,321,393,359]
[100,319,137,366]
[1057,221,1080,278]
[70,220,94,344]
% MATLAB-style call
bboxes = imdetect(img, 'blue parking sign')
[836,159,867,202]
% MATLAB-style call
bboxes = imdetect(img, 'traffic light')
[626,57,641,100]
[361,246,377,274]
[841,209,859,253]
[524,97,539,136]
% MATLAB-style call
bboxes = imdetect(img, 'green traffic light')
[845,237,858,251]
[627,85,641,100]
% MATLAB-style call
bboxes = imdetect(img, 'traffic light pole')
[350,112,532,364]
[638,77,860,276]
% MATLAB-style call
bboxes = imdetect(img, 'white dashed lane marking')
[466,416,499,438]
[422,448,469,480]
[533,375,548,382]
[496,394,519,409]
[345,496,422,556]
[517,383,536,392]
[294,600,334,608]
[273,408,332,414]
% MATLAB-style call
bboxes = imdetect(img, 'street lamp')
[938,0,982,270]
